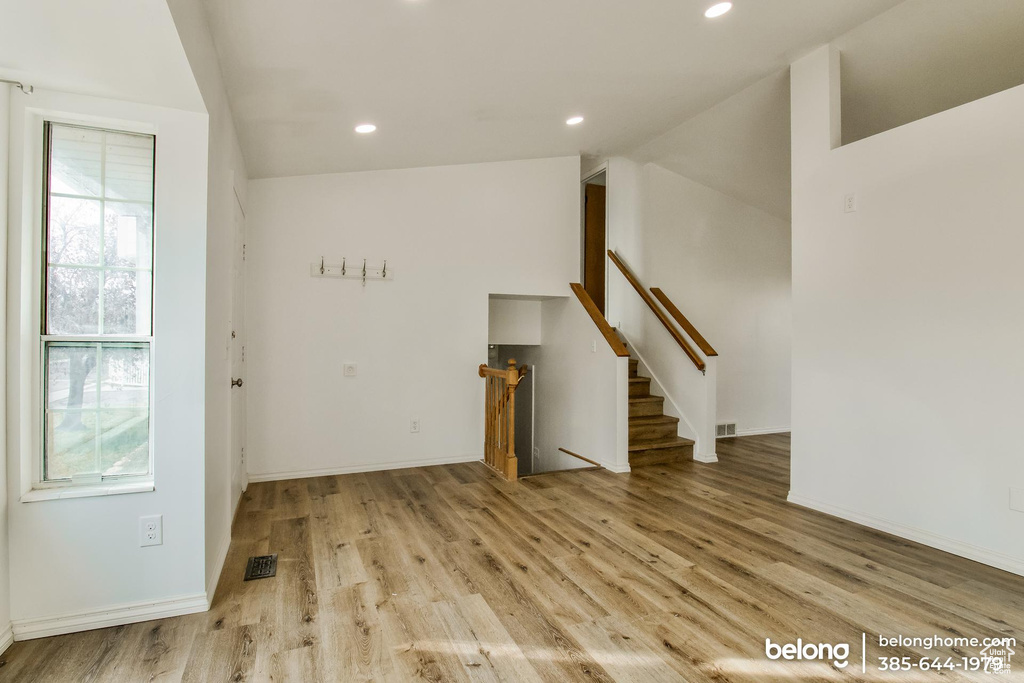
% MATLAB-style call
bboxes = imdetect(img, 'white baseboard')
[12,593,209,641]
[722,426,791,438]
[603,462,631,474]
[0,623,13,654]
[788,493,1024,578]
[693,453,719,463]
[248,454,482,483]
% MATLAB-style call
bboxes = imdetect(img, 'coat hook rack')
[310,256,393,282]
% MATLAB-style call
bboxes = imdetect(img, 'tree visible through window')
[42,123,155,482]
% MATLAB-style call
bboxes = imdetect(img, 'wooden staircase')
[627,357,695,467]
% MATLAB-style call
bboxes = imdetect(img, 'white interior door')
[230,192,247,494]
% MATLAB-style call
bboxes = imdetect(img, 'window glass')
[43,123,154,482]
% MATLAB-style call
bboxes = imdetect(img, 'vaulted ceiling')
[202,0,902,179]
[0,0,203,112]
[630,0,1024,221]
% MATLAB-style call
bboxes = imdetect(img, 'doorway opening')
[582,170,607,315]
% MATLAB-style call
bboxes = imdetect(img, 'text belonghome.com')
[765,634,1017,674]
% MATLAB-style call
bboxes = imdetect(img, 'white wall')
[245,156,579,480]
[535,294,629,473]
[641,164,792,437]
[602,158,646,341]
[790,45,1024,575]
[5,89,209,634]
[488,298,542,345]
[0,83,12,652]
[595,155,791,455]
[166,0,250,602]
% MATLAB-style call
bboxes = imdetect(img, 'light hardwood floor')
[2,434,1022,681]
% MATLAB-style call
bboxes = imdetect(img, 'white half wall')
[790,45,1024,575]
[535,294,629,473]
[245,156,580,480]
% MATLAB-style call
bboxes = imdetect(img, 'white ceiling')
[203,0,903,179]
[631,68,791,220]
[627,0,1024,220]
[837,0,1024,145]
[0,0,204,113]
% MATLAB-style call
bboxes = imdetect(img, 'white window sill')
[20,480,155,503]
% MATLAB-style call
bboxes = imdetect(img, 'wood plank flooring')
[2,434,1023,681]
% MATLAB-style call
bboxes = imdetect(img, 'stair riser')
[629,445,693,467]
[628,380,651,398]
[629,366,639,379]
[629,422,678,441]
[629,399,664,418]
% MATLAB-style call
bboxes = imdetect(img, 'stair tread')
[628,377,650,384]
[628,414,679,425]
[628,437,695,452]
[628,395,663,404]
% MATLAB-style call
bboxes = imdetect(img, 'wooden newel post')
[505,359,518,480]
[478,358,527,481]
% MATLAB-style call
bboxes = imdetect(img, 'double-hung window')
[41,122,156,485]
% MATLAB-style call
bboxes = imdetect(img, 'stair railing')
[607,250,706,373]
[478,359,528,481]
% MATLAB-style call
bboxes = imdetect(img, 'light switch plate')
[1010,487,1024,513]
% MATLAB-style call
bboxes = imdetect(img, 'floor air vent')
[244,554,278,581]
[716,423,737,438]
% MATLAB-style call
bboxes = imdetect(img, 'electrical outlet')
[140,515,163,547]
[533,447,540,459]
[343,363,357,377]
[591,340,597,353]
[843,193,857,213]
[1010,487,1024,513]
[410,418,420,433]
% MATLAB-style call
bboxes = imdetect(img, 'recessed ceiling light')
[566,116,584,126]
[355,123,377,134]
[704,2,732,18]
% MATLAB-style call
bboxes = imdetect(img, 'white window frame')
[22,110,159,500]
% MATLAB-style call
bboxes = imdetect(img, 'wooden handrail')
[570,283,630,357]
[607,251,705,373]
[650,287,717,357]
[478,364,528,381]
[558,447,603,468]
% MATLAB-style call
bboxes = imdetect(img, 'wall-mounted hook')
[382,260,387,279]
[341,257,346,276]
[320,256,325,275]
[362,258,367,286]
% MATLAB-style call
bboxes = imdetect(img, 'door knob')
[231,378,244,388]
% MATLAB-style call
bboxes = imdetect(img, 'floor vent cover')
[244,554,278,581]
